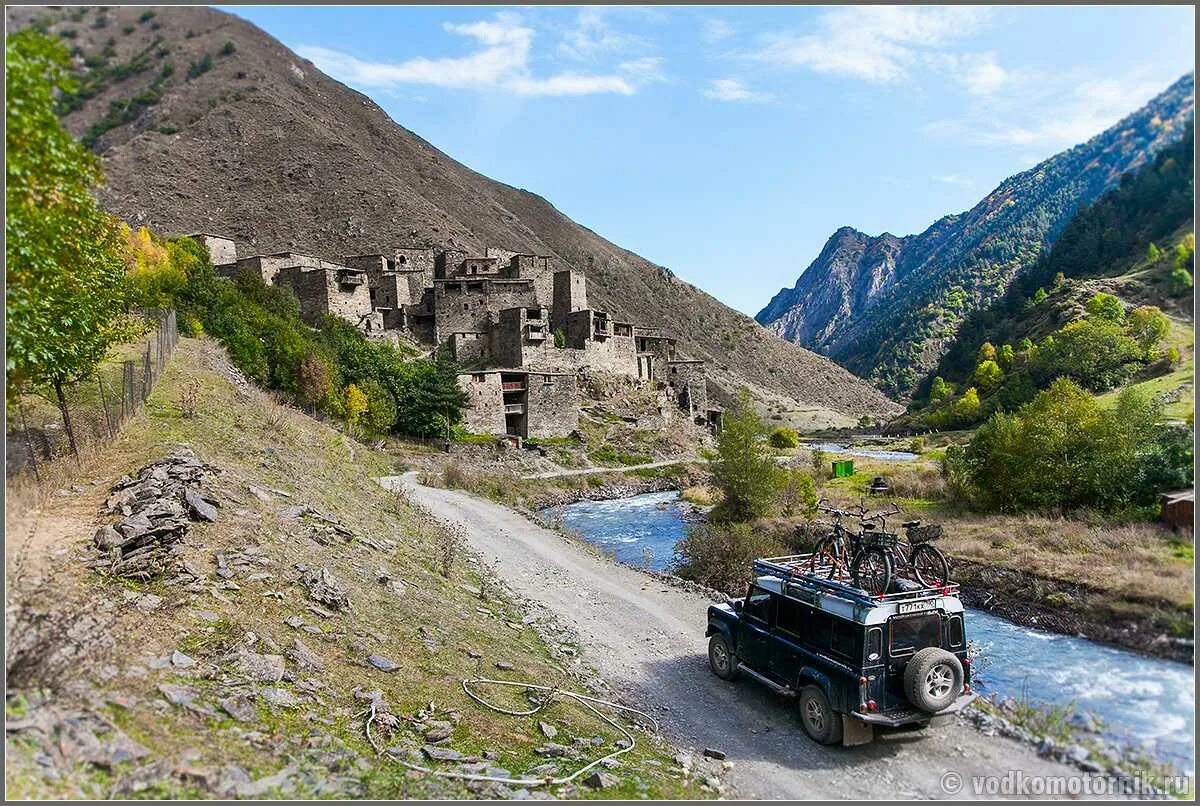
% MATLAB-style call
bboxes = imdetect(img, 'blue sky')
[222,5,1195,315]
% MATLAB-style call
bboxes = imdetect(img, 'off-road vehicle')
[705,555,975,746]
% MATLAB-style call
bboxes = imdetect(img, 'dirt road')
[384,475,1081,799]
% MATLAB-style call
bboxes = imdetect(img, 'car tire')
[798,685,844,746]
[903,647,963,713]
[708,634,738,681]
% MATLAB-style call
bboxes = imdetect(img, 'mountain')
[9,5,899,425]
[756,74,1195,398]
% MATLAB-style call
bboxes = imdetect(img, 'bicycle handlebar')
[816,498,866,518]
[860,503,903,522]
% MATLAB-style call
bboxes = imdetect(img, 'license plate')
[898,600,938,614]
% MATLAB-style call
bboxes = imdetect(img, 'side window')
[809,611,832,650]
[776,596,808,638]
[830,618,858,659]
[948,615,964,648]
[743,586,775,625]
[865,628,883,663]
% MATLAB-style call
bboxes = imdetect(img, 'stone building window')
[398,255,407,265]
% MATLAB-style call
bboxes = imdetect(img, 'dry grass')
[4,337,712,800]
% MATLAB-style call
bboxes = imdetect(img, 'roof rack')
[753,555,960,610]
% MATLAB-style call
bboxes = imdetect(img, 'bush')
[1030,318,1142,392]
[219,40,236,56]
[768,426,799,449]
[672,522,787,594]
[778,468,817,518]
[186,53,213,80]
[710,389,783,523]
[946,378,1193,513]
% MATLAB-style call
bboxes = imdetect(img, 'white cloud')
[558,8,649,61]
[754,6,994,85]
[295,12,654,97]
[925,73,1169,150]
[934,173,975,188]
[701,18,734,44]
[703,78,773,103]
[961,54,1008,95]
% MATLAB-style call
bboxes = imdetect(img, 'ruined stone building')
[189,233,717,439]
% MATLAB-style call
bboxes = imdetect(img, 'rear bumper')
[850,693,977,727]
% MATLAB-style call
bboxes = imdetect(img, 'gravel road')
[385,475,1083,800]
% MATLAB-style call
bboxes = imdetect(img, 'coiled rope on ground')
[361,676,660,788]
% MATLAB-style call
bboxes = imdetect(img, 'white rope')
[362,676,660,788]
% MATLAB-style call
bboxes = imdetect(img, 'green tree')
[359,377,397,434]
[929,376,952,402]
[1032,318,1143,392]
[1125,305,1170,357]
[1147,242,1161,262]
[296,351,333,412]
[974,359,1003,391]
[1085,292,1125,323]
[779,468,818,519]
[768,426,799,449]
[947,378,1192,512]
[710,389,783,523]
[5,30,137,451]
[953,387,981,421]
[1031,287,1048,304]
[343,383,368,435]
[998,343,1015,369]
[977,342,997,364]
[1169,266,1193,297]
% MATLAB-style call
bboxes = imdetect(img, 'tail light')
[867,699,877,712]
[962,657,971,667]
[963,684,971,695]
[859,676,868,686]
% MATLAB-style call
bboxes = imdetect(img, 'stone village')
[188,234,720,440]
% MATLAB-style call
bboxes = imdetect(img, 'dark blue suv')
[705,556,976,746]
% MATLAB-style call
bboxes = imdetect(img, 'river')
[541,491,1196,772]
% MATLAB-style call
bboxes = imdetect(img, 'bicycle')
[849,505,951,595]
[806,499,865,579]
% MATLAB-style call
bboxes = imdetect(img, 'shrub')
[1085,292,1125,323]
[343,383,368,435]
[359,377,397,435]
[1169,266,1193,297]
[947,378,1193,513]
[1030,318,1142,392]
[672,522,787,594]
[1126,305,1170,357]
[296,351,333,411]
[186,53,213,80]
[778,468,817,518]
[768,426,799,449]
[710,389,783,523]
[219,40,236,56]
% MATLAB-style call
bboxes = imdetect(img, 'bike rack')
[754,554,959,610]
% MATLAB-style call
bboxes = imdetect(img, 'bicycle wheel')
[910,543,950,587]
[851,548,892,595]
[807,537,840,579]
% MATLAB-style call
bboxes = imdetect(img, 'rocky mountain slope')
[10,5,897,423]
[756,74,1195,398]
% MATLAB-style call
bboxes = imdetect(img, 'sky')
[221,5,1195,315]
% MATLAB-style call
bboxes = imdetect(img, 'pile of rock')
[91,447,219,580]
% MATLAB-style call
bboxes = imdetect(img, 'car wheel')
[903,647,963,713]
[708,634,738,681]
[798,685,844,746]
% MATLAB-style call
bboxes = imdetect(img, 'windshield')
[889,614,941,656]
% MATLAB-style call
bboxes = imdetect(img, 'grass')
[4,337,712,799]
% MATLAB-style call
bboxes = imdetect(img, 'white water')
[543,492,1196,772]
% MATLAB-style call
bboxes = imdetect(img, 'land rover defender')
[705,555,975,746]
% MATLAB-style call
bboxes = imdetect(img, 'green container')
[831,459,855,478]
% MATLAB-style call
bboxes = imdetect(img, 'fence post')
[143,345,152,403]
[18,402,41,484]
[97,373,115,438]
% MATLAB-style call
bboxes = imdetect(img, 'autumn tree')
[5,30,137,451]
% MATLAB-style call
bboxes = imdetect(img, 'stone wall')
[433,278,537,342]
[492,307,551,368]
[552,270,588,335]
[526,373,580,438]
[457,372,506,435]
[434,249,468,280]
[449,331,489,366]
[271,264,374,328]
[190,234,237,266]
[509,255,555,308]
[667,359,708,417]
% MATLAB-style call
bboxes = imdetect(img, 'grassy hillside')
[4,338,714,799]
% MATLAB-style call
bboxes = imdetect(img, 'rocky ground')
[4,338,714,799]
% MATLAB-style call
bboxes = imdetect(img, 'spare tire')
[903,647,963,713]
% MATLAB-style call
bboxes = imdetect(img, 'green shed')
[831,459,855,478]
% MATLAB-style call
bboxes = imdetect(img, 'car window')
[830,618,857,659]
[889,614,941,656]
[743,586,774,625]
[865,627,883,663]
[948,615,964,648]
[775,595,807,637]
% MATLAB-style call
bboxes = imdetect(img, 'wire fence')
[6,310,178,483]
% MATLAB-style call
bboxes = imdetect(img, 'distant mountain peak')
[756,73,1195,398]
